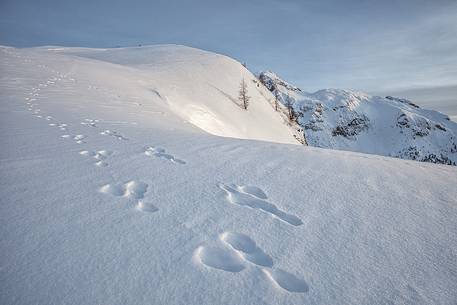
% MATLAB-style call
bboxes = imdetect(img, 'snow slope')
[42,45,298,145]
[259,71,457,165]
[1,46,457,305]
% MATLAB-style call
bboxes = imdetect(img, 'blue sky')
[1,0,456,115]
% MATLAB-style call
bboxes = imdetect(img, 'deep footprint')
[218,184,303,226]
[263,269,309,293]
[195,246,245,272]
[220,232,273,267]
[99,180,148,199]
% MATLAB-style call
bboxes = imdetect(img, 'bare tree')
[285,94,296,122]
[274,90,280,111]
[238,78,250,110]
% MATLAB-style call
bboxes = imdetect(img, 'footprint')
[195,246,245,273]
[73,135,86,144]
[123,181,148,199]
[196,234,308,294]
[79,151,94,157]
[136,201,158,213]
[79,149,113,167]
[263,269,309,293]
[220,232,273,267]
[218,184,302,226]
[144,146,186,164]
[144,147,165,155]
[99,180,155,213]
[99,180,148,199]
[100,129,128,140]
[49,122,65,128]
[61,134,86,144]
[81,119,98,127]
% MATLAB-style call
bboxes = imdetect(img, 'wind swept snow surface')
[1,46,457,305]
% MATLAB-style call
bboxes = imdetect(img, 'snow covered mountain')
[1,45,457,305]
[259,71,457,165]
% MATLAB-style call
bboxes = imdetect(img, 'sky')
[1,0,456,117]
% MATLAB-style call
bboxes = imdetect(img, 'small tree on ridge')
[239,78,250,110]
[285,94,296,122]
[274,90,280,111]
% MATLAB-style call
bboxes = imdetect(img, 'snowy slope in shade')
[259,71,457,165]
[1,46,457,305]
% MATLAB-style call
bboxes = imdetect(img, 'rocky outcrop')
[259,71,457,166]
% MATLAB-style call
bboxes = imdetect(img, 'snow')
[1,45,457,305]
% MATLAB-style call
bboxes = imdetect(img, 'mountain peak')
[258,71,302,93]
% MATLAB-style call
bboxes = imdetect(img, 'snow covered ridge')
[38,45,299,145]
[258,71,457,165]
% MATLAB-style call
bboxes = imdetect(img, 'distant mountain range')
[259,71,457,165]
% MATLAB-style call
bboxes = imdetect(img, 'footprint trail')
[100,129,128,141]
[144,146,186,164]
[218,183,303,226]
